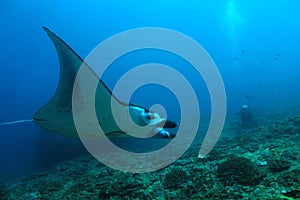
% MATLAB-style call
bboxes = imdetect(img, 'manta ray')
[33,27,177,139]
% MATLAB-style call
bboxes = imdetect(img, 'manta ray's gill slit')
[0,119,34,126]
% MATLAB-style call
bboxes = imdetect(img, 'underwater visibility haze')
[0,0,300,199]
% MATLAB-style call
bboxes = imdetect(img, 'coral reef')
[216,156,264,186]
[1,109,300,199]
[281,189,300,199]
[278,169,300,187]
[163,168,189,189]
[268,159,291,172]
[0,183,4,197]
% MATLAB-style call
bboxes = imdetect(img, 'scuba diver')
[237,105,256,128]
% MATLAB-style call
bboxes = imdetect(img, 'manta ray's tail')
[0,119,34,126]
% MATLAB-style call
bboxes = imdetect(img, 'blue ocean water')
[0,0,299,181]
